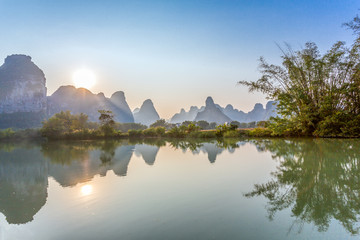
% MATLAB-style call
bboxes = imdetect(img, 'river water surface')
[0,138,359,240]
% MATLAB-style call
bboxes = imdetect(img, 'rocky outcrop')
[0,55,47,128]
[170,106,200,123]
[194,97,231,124]
[133,99,160,126]
[47,86,134,122]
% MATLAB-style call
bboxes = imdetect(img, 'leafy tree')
[181,121,194,127]
[209,122,217,129]
[41,111,90,138]
[239,16,360,137]
[98,110,115,136]
[150,119,170,129]
[230,121,240,128]
[196,120,210,130]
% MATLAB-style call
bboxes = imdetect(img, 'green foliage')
[248,128,273,137]
[239,16,360,137]
[98,110,115,136]
[166,126,186,138]
[114,122,147,132]
[230,121,240,128]
[256,121,269,128]
[196,120,210,130]
[223,130,241,138]
[186,123,200,133]
[128,129,143,138]
[143,127,166,137]
[209,122,217,129]
[215,124,233,137]
[150,119,170,129]
[41,111,90,138]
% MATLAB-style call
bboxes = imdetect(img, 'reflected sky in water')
[0,138,359,240]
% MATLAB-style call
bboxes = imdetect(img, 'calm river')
[0,138,359,239]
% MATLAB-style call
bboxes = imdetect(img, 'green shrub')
[128,129,143,138]
[223,130,242,138]
[248,128,273,137]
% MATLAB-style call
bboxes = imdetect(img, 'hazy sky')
[0,0,358,118]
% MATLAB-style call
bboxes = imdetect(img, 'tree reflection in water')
[245,139,360,235]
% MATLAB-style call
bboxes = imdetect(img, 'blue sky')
[0,0,358,118]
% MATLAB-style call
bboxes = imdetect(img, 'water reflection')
[0,144,47,224]
[81,184,93,196]
[169,139,240,163]
[0,139,236,225]
[2,137,359,237]
[245,139,360,235]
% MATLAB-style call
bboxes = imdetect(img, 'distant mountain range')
[170,97,277,124]
[0,54,278,129]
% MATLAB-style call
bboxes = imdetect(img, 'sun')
[72,68,96,89]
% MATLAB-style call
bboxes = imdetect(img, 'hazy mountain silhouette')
[170,106,200,123]
[200,142,224,163]
[48,86,134,122]
[45,141,135,187]
[264,101,278,119]
[171,97,278,123]
[222,104,247,122]
[135,144,160,165]
[0,55,47,128]
[194,97,232,124]
[133,99,160,126]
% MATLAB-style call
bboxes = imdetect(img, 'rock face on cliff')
[170,106,200,123]
[194,97,231,124]
[133,99,160,126]
[0,55,47,128]
[47,86,134,122]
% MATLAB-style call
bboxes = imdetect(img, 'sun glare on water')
[81,184,93,196]
[73,68,96,89]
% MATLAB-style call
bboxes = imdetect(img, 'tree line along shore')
[0,110,273,141]
[0,108,358,141]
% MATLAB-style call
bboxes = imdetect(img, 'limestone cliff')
[0,55,47,128]
[133,99,160,126]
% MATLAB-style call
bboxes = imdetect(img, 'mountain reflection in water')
[0,138,359,238]
[0,139,237,225]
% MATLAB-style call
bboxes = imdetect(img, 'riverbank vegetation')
[36,110,267,140]
[239,16,360,137]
